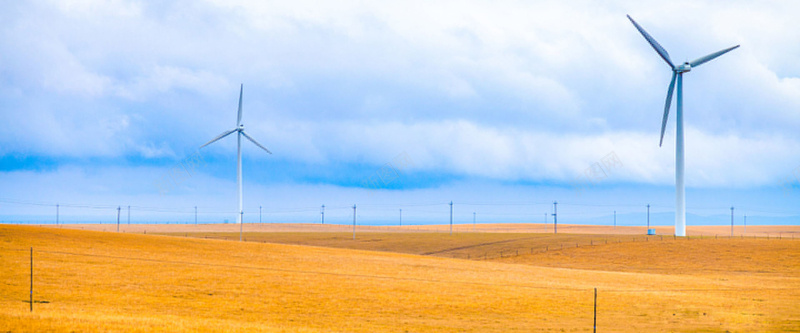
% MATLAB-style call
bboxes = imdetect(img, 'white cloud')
[49,0,143,18]
[40,41,113,97]
[244,117,800,187]
[117,65,231,100]
[129,141,176,159]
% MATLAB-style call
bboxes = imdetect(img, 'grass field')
[62,222,800,238]
[2,224,799,332]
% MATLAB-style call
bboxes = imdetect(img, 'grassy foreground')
[1,225,799,332]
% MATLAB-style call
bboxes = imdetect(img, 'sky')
[1,0,799,226]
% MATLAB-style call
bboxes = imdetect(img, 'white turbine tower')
[200,84,272,224]
[627,15,738,237]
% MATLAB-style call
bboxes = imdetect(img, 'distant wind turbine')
[200,84,272,224]
[627,15,738,237]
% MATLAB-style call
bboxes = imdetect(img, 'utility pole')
[449,201,454,235]
[116,206,121,232]
[544,212,547,232]
[194,206,197,225]
[399,208,402,226]
[552,201,558,234]
[647,204,650,230]
[127,205,130,225]
[352,204,357,240]
[321,205,325,224]
[730,206,734,237]
[473,211,477,232]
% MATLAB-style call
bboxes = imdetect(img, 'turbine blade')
[689,45,740,68]
[241,131,272,154]
[200,128,237,149]
[627,15,675,69]
[237,84,243,126]
[659,72,677,147]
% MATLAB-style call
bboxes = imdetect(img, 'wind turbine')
[200,84,272,224]
[627,15,738,237]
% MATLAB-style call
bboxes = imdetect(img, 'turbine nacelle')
[675,62,692,73]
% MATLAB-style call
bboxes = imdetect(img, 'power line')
[2,197,799,224]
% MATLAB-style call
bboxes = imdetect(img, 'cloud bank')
[1,0,799,189]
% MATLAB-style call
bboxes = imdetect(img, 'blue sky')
[1,0,799,225]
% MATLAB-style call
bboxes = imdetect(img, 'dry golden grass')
[64,222,800,238]
[2,224,799,332]
[167,231,654,260]
[498,237,800,276]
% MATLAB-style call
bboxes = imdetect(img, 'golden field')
[64,222,800,238]
[1,224,799,332]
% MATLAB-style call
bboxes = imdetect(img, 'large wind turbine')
[200,84,272,224]
[627,15,738,236]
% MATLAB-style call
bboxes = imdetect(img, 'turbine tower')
[200,84,272,224]
[627,15,738,236]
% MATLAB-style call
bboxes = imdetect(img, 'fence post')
[593,288,597,333]
[30,247,33,312]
